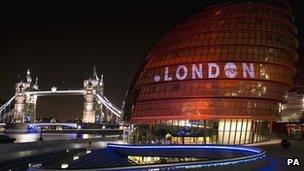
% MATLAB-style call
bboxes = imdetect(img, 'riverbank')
[0,135,121,154]
[0,135,124,164]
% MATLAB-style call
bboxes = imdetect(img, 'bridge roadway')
[25,90,84,96]
[27,90,122,117]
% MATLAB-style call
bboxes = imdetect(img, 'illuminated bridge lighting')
[0,66,123,124]
[25,90,85,96]
[29,144,266,170]
[96,94,121,117]
[24,90,122,117]
[28,123,78,128]
[107,144,263,154]
[0,96,15,113]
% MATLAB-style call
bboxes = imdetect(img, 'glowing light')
[218,119,252,144]
[155,63,255,82]
[73,156,79,160]
[108,144,262,153]
[25,90,85,96]
[0,96,15,113]
[51,86,57,92]
[96,94,121,117]
[12,134,38,143]
[86,150,91,154]
[83,134,89,139]
[61,164,68,169]
[107,144,265,170]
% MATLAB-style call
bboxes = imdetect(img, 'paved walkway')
[0,137,123,163]
[1,138,303,170]
[250,139,304,171]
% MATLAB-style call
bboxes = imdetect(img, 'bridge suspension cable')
[0,96,15,113]
[96,94,121,118]
[0,96,15,122]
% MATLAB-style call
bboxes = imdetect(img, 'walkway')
[0,136,123,163]
[249,139,304,171]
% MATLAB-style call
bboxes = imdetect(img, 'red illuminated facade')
[123,1,298,144]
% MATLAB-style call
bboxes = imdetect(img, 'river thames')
[4,133,103,143]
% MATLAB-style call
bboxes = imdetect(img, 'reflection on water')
[5,133,101,143]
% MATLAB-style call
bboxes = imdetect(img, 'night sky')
[0,1,303,121]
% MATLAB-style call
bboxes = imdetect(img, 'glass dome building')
[123,1,298,145]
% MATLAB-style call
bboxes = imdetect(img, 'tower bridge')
[0,67,122,124]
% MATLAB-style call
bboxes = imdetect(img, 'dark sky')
[0,1,303,120]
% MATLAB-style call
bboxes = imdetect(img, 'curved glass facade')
[123,2,298,144]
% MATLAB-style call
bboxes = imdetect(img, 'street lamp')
[39,126,43,141]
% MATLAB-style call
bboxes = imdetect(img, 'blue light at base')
[107,144,266,170]
[108,144,263,153]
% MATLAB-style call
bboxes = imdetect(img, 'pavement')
[0,138,303,171]
[0,136,123,163]
[248,139,304,171]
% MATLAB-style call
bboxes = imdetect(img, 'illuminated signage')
[154,63,254,82]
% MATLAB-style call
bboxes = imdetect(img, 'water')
[5,133,102,143]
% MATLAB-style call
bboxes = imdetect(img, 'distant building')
[282,91,304,122]
[275,89,304,139]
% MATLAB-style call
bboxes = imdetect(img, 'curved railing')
[29,144,266,171]
[105,144,266,170]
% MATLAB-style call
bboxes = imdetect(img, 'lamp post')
[39,126,43,141]
[38,126,43,150]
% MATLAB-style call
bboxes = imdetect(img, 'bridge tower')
[14,70,38,123]
[82,67,104,123]
[25,76,39,123]
[95,74,104,123]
